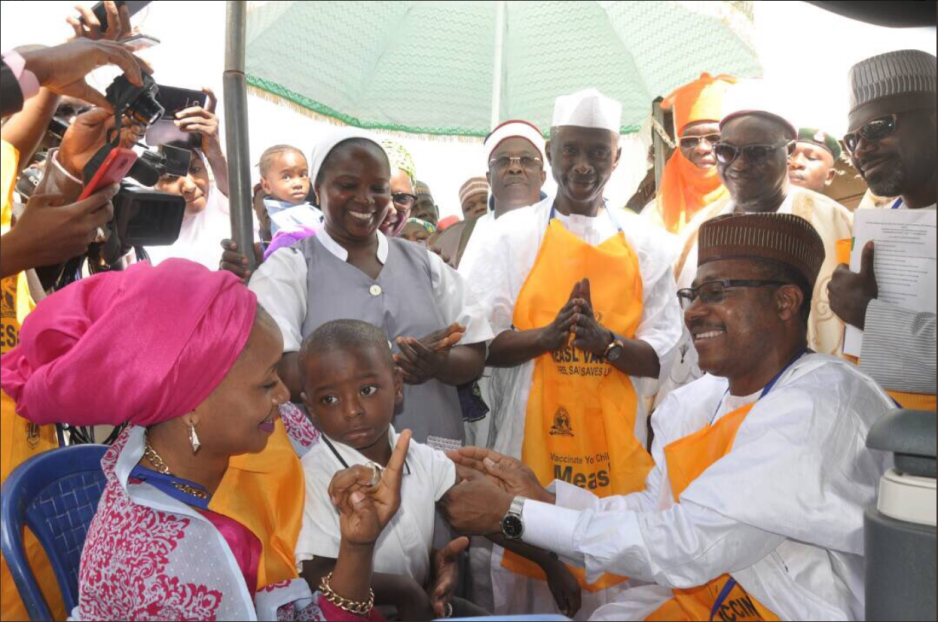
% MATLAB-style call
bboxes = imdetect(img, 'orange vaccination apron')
[645,353,811,622]
[210,418,305,589]
[502,215,655,592]
[836,238,936,412]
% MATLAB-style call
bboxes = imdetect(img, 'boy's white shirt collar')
[320,424,410,474]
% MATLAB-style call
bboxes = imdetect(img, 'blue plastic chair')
[1,445,107,621]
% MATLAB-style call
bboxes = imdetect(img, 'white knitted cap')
[849,50,937,114]
[552,89,622,134]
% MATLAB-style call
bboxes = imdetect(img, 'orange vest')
[646,399,780,621]
[502,216,655,592]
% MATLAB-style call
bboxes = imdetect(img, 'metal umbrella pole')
[223,1,256,271]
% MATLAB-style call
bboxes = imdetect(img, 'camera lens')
[129,89,165,127]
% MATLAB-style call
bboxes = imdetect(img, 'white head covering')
[484,120,546,163]
[720,80,797,139]
[309,126,387,187]
[551,88,622,134]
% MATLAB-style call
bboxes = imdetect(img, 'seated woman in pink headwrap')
[1,259,409,621]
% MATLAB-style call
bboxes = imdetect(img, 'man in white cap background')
[829,49,937,410]
[443,211,895,621]
[656,82,854,407]
[461,88,682,619]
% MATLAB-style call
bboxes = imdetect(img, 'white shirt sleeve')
[295,454,342,566]
[424,446,457,502]
[521,495,785,589]
[428,249,495,346]
[249,248,308,353]
[631,262,682,396]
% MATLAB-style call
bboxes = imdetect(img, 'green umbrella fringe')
[246,76,641,140]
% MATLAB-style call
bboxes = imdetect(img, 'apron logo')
[549,407,574,437]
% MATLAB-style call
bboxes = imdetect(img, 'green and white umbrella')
[245,0,762,137]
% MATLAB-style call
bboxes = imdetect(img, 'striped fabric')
[849,50,937,113]
[861,299,937,395]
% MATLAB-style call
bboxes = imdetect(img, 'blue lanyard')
[548,202,623,233]
[710,577,739,621]
[891,198,903,210]
[710,348,810,425]
[129,464,212,510]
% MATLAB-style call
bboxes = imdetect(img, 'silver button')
[370,285,382,297]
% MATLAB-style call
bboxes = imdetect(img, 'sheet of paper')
[843,209,937,357]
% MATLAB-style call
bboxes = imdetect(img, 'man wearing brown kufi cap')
[440,212,895,621]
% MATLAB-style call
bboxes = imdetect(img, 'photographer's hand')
[57,108,144,181]
[175,88,228,197]
[1,185,118,279]
[67,2,133,42]
[20,39,150,112]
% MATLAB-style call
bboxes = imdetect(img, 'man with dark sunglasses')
[655,88,854,409]
[829,50,936,410]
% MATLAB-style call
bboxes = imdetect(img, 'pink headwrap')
[1,260,258,427]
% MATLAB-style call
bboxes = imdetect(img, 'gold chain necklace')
[143,438,210,501]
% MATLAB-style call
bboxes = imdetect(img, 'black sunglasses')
[713,140,794,166]
[679,134,721,150]
[844,115,898,154]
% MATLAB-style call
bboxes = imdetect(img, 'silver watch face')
[607,344,624,362]
[501,513,524,540]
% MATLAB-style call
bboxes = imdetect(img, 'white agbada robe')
[520,354,895,621]
[461,194,683,619]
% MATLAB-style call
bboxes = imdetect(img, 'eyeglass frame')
[712,140,795,166]
[678,133,722,151]
[488,155,544,173]
[843,114,898,154]
[677,279,789,310]
[391,192,417,209]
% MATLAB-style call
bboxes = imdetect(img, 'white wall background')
[2,1,935,218]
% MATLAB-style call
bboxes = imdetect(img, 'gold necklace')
[143,438,210,501]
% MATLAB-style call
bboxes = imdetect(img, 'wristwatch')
[604,330,625,362]
[500,496,527,541]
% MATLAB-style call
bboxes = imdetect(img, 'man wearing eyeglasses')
[829,50,937,411]
[642,73,736,235]
[441,212,895,621]
[460,89,682,619]
[656,86,854,409]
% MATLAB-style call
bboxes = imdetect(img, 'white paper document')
[843,209,937,357]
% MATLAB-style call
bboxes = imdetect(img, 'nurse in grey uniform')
[250,128,493,452]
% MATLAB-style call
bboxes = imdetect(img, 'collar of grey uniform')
[316,227,389,264]
[321,425,411,475]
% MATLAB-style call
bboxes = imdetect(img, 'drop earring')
[188,420,201,454]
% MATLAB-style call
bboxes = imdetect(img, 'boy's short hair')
[258,144,307,177]
[298,320,394,377]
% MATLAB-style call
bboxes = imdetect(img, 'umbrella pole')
[224,0,256,271]
[490,0,506,130]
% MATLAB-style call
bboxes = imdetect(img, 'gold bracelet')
[318,572,375,617]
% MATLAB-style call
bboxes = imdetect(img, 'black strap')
[321,434,410,475]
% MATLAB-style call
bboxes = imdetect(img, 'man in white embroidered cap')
[829,49,937,411]
[443,212,896,621]
[459,88,682,618]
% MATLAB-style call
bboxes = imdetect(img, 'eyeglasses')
[488,155,543,172]
[391,192,417,209]
[679,134,721,150]
[713,140,794,166]
[843,115,898,154]
[677,279,787,311]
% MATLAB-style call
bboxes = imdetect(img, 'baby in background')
[258,144,324,237]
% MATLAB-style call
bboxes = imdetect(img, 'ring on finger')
[367,462,384,487]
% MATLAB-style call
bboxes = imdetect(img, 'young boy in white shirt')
[295,319,475,620]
